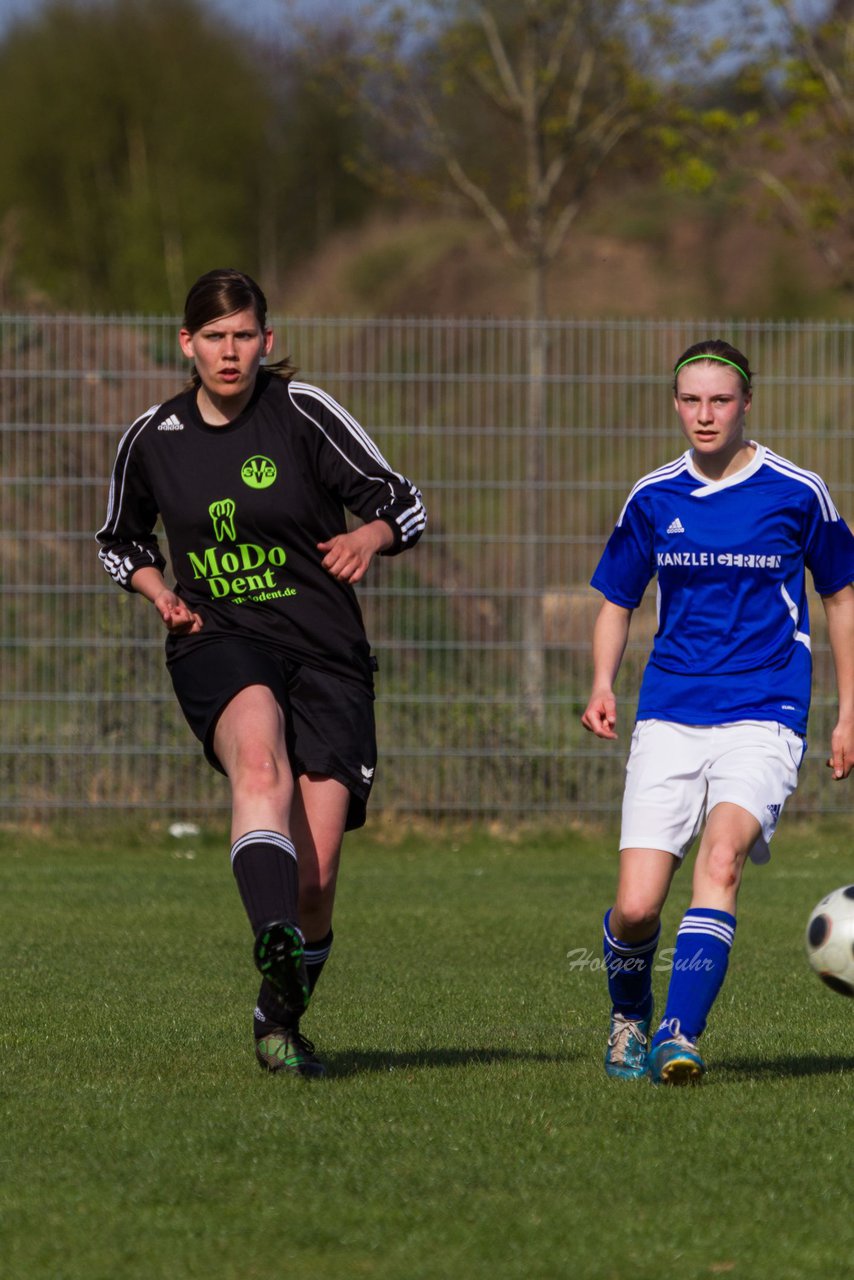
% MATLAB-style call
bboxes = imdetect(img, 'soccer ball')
[805,885,854,997]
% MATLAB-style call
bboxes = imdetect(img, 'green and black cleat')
[253,919,310,1017]
[255,1025,326,1078]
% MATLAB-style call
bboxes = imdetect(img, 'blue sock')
[603,909,659,1020]
[652,908,736,1047]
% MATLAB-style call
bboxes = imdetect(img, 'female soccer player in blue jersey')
[582,338,854,1085]
[98,269,425,1077]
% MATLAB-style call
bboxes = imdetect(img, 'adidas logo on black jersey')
[157,414,184,431]
[666,517,685,534]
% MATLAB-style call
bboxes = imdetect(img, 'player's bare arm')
[822,583,854,780]
[130,565,203,635]
[581,600,633,739]
[318,519,394,584]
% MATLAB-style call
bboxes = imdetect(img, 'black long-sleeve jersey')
[96,371,426,687]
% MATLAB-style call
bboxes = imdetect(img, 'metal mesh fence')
[1,314,852,823]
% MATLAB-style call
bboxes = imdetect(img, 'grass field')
[1,818,852,1279]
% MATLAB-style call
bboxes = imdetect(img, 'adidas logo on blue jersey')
[666,517,685,534]
[157,414,184,431]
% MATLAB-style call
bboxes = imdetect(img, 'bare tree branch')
[537,0,584,110]
[536,48,596,206]
[469,62,521,117]
[411,86,524,259]
[543,112,636,259]
[444,153,525,258]
[565,46,595,131]
[475,3,524,109]
[539,90,627,208]
[779,0,854,129]
[542,196,581,260]
[755,166,847,279]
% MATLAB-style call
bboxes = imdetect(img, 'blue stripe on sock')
[653,908,737,1045]
[603,909,661,956]
[603,909,659,1019]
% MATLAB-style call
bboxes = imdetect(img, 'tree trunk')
[521,252,547,728]
[520,5,547,728]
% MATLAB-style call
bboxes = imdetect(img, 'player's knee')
[612,896,660,939]
[229,747,288,799]
[701,841,741,891]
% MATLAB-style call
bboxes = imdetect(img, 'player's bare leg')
[604,848,677,1078]
[650,804,760,1084]
[214,686,320,1076]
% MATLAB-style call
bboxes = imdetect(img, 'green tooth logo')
[209,498,237,542]
[241,455,277,489]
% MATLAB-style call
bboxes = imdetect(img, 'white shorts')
[620,719,806,865]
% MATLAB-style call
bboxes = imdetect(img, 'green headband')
[674,353,750,383]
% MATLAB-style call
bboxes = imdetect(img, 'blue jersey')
[590,444,854,734]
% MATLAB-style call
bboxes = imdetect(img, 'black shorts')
[167,639,377,831]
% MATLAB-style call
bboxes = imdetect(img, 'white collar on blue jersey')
[687,441,765,496]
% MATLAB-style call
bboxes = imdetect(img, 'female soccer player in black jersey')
[97,268,426,1076]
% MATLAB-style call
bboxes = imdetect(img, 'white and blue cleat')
[647,1034,705,1085]
[604,1009,652,1080]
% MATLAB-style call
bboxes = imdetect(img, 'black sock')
[305,929,334,995]
[254,979,295,1036]
[254,930,334,1038]
[230,829,299,934]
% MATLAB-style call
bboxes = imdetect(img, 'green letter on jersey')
[241,455,277,489]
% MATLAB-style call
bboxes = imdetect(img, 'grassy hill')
[277,187,847,320]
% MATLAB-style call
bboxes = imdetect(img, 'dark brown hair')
[672,339,752,392]
[182,268,296,384]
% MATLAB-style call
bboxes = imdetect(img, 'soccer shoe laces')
[607,1011,650,1057]
[657,1018,697,1051]
[255,1024,325,1077]
[288,1027,317,1058]
[664,1030,697,1051]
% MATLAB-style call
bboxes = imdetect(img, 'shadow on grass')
[717,1053,854,1080]
[324,1045,576,1077]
